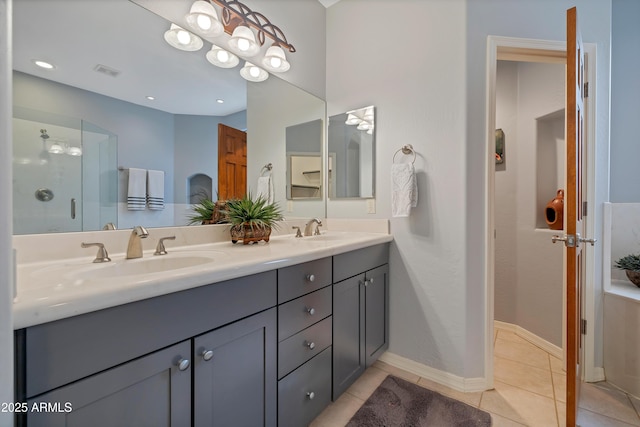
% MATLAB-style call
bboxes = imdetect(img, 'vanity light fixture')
[164,24,204,51]
[240,61,268,82]
[206,44,239,68]
[66,146,83,157]
[262,44,290,72]
[168,0,295,81]
[228,25,260,56]
[185,0,223,36]
[345,106,375,135]
[48,142,65,154]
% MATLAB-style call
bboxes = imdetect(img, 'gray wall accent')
[610,0,640,202]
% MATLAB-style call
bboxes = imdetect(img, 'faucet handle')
[102,222,117,230]
[154,236,176,255]
[81,242,111,263]
[292,226,303,238]
[314,223,322,236]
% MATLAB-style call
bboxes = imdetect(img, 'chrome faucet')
[303,218,323,236]
[126,225,149,259]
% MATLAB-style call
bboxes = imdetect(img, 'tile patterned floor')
[311,329,640,426]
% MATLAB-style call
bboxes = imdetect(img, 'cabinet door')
[332,274,365,399]
[194,308,277,427]
[365,264,389,366]
[26,341,191,427]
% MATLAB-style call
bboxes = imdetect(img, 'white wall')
[326,0,611,380]
[610,0,640,202]
[495,61,565,346]
[0,0,13,424]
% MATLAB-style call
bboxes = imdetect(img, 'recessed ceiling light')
[33,60,55,69]
[146,96,155,101]
[216,99,224,104]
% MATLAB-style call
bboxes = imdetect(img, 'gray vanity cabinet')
[193,308,277,427]
[332,244,390,400]
[25,340,191,427]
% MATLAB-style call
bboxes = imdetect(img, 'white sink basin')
[74,255,217,280]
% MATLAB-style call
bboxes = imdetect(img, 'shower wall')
[495,61,565,347]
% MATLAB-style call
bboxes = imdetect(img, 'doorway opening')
[484,36,598,392]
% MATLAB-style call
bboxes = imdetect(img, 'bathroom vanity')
[13,228,390,426]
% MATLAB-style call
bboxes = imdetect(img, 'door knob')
[579,236,597,246]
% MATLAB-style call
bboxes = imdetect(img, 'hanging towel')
[147,169,165,211]
[256,175,274,204]
[391,163,418,217]
[127,168,147,210]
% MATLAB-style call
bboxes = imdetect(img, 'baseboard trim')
[494,320,563,360]
[378,352,490,393]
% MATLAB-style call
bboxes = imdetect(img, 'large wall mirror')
[11,0,326,234]
[328,106,375,199]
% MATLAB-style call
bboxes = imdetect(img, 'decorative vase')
[230,224,272,245]
[625,270,640,288]
[545,189,564,230]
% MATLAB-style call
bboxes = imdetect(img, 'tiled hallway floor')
[311,329,640,426]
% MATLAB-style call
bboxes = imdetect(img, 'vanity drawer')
[278,286,332,341]
[278,257,332,303]
[278,316,332,379]
[333,243,389,282]
[278,347,332,427]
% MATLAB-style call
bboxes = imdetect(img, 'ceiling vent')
[93,64,121,77]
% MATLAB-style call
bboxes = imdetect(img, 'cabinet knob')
[306,307,315,316]
[369,277,374,284]
[306,391,315,400]
[363,279,370,287]
[202,350,214,361]
[176,358,190,371]
[306,274,315,282]
[305,341,316,350]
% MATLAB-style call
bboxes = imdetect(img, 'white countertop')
[14,230,392,329]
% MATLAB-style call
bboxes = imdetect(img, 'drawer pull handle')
[306,307,315,315]
[306,274,315,282]
[306,391,315,400]
[202,350,214,361]
[176,358,190,371]
[305,341,316,350]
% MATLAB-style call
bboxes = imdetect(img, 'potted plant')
[614,254,640,287]
[225,194,283,244]
[187,199,229,225]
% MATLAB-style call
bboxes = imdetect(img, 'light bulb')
[269,57,282,69]
[249,66,260,78]
[237,38,250,52]
[176,30,191,45]
[196,14,211,30]
[217,50,229,62]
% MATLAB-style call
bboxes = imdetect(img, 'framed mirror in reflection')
[286,119,323,200]
[328,106,375,199]
[11,0,326,234]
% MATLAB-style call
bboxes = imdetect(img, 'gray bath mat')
[347,375,492,427]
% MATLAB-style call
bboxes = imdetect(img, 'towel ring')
[393,144,416,164]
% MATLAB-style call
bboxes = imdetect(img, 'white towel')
[256,175,274,204]
[127,168,147,210]
[391,163,418,217]
[147,169,165,210]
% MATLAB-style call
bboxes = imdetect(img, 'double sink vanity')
[12,219,392,426]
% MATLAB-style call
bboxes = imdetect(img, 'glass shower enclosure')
[12,107,118,234]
